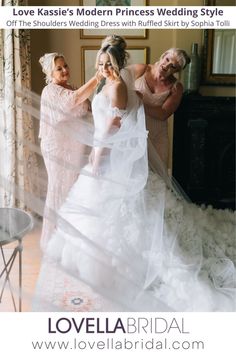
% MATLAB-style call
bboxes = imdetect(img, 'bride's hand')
[111,116,121,128]
[89,149,95,164]
[92,161,101,176]
[90,150,102,176]
[95,70,103,84]
[106,116,121,135]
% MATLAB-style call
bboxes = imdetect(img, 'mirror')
[202,0,235,85]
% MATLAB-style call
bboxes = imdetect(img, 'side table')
[0,207,33,311]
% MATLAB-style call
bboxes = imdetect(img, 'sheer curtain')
[0,0,39,208]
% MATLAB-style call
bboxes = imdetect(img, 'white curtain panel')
[0,0,39,208]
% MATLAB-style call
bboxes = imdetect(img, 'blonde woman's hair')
[160,48,191,70]
[95,35,129,79]
[39,52,65,84]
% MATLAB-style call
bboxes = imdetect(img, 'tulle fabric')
[12,69,236,312]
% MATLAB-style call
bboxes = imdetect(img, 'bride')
[36,35,235,312]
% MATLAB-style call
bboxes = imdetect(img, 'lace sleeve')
[54,85,87,115]
[41,84,89,125]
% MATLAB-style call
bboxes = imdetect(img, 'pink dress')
[135,74,177,167]
[39,83,91,250]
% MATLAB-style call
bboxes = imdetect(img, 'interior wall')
[29,0,235,170]
[30,0,235,97]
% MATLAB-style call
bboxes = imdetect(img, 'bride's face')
[98,53,115,80]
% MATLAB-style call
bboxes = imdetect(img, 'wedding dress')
[35,69,235,312]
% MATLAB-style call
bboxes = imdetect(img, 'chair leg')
[18,239,23,312]
[0,245,19,311]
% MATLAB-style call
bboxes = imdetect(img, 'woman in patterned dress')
[39,53,101,250]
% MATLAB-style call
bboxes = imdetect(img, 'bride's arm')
[107,81,127,130]
[92,81,127,175]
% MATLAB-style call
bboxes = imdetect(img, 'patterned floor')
[33,259,104,312]
[1,219,122,312]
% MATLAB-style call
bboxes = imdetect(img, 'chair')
[0,207,33,311]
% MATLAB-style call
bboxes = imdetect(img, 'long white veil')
[1,68,235,312]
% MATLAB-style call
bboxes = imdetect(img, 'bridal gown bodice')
[43,87,236,312]
[93,92,112,141]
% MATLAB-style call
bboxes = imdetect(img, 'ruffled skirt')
[43,167,236,312]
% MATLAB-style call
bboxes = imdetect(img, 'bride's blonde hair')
[95,35,129,79]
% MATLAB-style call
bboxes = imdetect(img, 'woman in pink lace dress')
[39,53,101,250]
[132,48,190,168]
